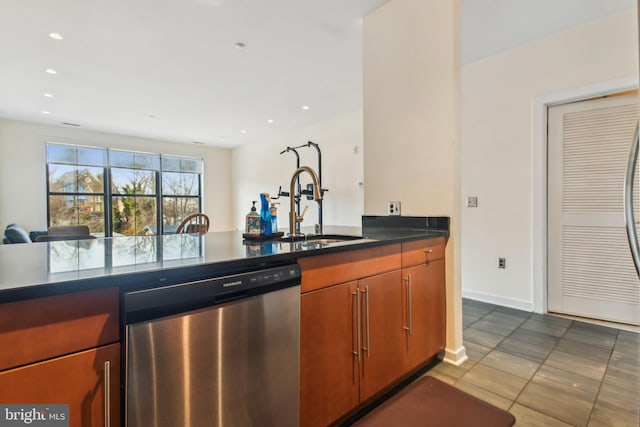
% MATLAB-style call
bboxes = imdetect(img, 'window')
[47,144,106,234]
[110,150,159,236]
[161,156,202,234]
[46,143,203,236]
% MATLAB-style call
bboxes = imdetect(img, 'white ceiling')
[0,0,389,148]
[0,0,635,149]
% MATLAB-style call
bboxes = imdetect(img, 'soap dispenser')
[245,201,261,235]
[260,193,272,236]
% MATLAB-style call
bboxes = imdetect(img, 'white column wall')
[363,0,464,364]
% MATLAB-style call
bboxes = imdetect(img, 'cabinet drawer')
[299,244,401,293]
[0,287,119,370]
[401,237,445,268]
[0,343,120,427]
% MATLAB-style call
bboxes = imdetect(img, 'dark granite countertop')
[0,221,448,302]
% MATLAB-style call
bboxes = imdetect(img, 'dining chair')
[175,213,210,234]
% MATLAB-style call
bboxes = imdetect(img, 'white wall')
[0,118,233,233]
[363,0,464,364]
[231,109,364,232]
[460,9,639,310]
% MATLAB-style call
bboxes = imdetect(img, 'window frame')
[45,143,203,237]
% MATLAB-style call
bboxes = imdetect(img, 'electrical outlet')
[466,196,478,208]
[497,257,506,269]
[388,201,401,216]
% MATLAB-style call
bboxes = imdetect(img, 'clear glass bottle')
[270,202,279,233]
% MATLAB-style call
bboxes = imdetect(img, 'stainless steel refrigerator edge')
[625,2,640,278]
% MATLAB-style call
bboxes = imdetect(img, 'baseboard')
[462,289,533,312]
[441,346,467,366]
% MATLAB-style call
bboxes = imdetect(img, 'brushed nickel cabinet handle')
[104,360,110,427]
[403,276,410,333]
[407,275,412,336]
[356,289,361,362]
[364,286,370,358]
[352,291,359,361]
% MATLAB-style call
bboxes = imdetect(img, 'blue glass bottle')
[260,193,272,236]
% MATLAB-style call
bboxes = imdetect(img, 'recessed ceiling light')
[301,105,310,110]
[49,33,64,40]
[240,129,247,134]
[43,93,53,98]
[41,110,50,115]
[45,68,57,74]
[267,119,274,123]
[235,42,246,49]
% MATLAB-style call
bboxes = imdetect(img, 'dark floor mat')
[352,376,516,427]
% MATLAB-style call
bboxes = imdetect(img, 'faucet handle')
[296,206,309,223]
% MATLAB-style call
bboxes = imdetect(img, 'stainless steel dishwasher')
[123,263,301,427]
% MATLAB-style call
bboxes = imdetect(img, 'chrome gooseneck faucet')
[289,166,322,237]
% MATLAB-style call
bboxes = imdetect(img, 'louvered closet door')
[548,93,640,325]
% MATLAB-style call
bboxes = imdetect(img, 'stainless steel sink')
[279,234,363,245]
[303,234,363,244]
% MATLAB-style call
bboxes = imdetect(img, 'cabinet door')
[300,281,359,427]
[358,270,405,402]
[0,287,119,371]
[403,259,446,371]
[0,343,120,427]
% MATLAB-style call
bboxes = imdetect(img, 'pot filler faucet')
[289,166,322,238]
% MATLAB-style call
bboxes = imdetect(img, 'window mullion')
[156,170,163,236]
[105,166,112,237]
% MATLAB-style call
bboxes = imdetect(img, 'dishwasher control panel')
[123,263,301,324]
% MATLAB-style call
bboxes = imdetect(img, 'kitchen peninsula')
[0,216,448,426]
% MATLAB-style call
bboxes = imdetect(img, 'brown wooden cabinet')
[402,259,446,372]
[299,239,447,427]
[300,270,405,427]
[0,343,120,427]
[299,245,403,427]
[300,281,359,427]
[401,236,446,372]
[0,287,120,426]
[357,270,405,402]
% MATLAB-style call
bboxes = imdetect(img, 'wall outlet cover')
[388,201,401,216]
[466,196,478,208]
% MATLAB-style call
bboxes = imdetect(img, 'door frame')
[531,74,638,313]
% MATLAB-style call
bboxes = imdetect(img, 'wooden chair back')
[176,213,210,234]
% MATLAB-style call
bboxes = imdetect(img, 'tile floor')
[424,299,640,427]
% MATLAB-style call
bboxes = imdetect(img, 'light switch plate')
[466,196,478,208]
